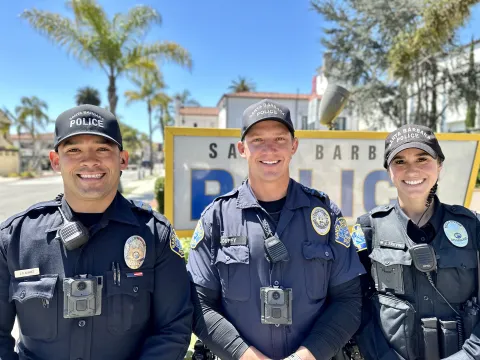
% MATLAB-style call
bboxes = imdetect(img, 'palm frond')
[117,6,162,45]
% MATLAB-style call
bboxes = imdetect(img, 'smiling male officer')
[188,99,365,360]
[0,104,192,360]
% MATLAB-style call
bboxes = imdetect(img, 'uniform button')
[421,237,426,242]
[133,286,139,293]
[424,296,429,301]
[226,256,230,261]
[20,291,26,299]
[274,281,279,286]
[452,206,457,212]
[76,358,83,360]
[385,261,390,265]
[78,320,86,327]
[325,251,329,257]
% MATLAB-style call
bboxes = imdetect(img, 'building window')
[193,123,198,127]
[301,116,308,130]
[333,117,347,130]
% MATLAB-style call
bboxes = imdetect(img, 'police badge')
[311,207,331,235]
[124,235,146,269]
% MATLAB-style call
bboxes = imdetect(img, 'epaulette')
[1,199,60,230]
[129,199,171,225]
[369,204,394,216]
[300,184,329,202]
[200,187,240,218]
[443,204,476,220]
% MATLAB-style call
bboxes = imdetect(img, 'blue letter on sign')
[364,171,394,212]
[191,169,234,220]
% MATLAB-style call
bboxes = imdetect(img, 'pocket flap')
[106,268,154,297]
[376,293,415,313]
[10,275,58,303]
[215,246,250,265]
[437,249,477,269]
[369,248,412,267]
[302,242,334,261]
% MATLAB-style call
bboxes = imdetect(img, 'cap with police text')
[384,124,445,168]
[54,104,123,150]
[241,99,295,140]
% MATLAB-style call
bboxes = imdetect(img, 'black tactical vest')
[368,204,478,360]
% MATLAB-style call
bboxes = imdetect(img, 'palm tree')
[14,96,50,171]
[174,89,200,107]
[76,86,101,106]
[153,93,173,141]
[125,70,167,175]
[22,0,192,116]
[228,76,256,93]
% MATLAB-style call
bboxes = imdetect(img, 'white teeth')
[405,179,424,185]
[261,160,279,165]
[79,174,103,179]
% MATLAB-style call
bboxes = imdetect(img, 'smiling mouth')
[77,173,105,180]
[260,160,280,165]
[403,179,425,185]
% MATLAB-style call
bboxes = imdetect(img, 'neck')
[398,196,434,226]
[248,175,289,202]
[64,190,117,213]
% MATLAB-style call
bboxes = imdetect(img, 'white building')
[217,92,311,130]
[10,132,54,170]
[175,107,220,128]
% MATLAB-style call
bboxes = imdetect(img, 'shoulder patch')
[169,229,185,258]
[352,224,367,252]
[190,220,205,249]
[1,200,59,230]
[334,217,351,248]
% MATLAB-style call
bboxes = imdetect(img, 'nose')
[80,149,100,167]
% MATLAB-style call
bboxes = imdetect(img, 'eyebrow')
[393,151,430,160]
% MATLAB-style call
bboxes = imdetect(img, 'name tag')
[380,241,406,250]
[14,268,40,278]
[220,236,247,247]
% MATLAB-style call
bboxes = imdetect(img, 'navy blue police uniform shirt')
[0,193,192,360]
[187,178,366,359]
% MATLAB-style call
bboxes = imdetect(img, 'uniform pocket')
[369,248,412,295]
[373,293,416,360]
[302,242,334,300]
[105,268,154,335]
[436,249,477,303]
[10,275,58,341]
[215,245,250,301]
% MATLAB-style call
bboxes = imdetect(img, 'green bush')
[154,176,165,214]
[477,169,480,187]
[180,237,191,262]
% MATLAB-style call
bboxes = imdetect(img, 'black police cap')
[54,104,123,150]
[384,124,445,168]
[241,99,295,140]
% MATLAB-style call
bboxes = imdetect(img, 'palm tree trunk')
[148,102,153,176]
[108,71,118,116]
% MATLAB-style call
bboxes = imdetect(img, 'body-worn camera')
[260,286,292,325]
[63,275,103,318]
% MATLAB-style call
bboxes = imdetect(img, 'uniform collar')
[394,196,442,231]
[236,178,310,210]
[45,192,139,233]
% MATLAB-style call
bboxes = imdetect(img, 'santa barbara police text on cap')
[54,104,123,150]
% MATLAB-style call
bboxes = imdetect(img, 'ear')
[120,150,129,170]
[237,140,247,159]
[49,150,61,172]
[291,137,299,156]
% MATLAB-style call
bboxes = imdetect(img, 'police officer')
[187,99,365,360]
[353,124,480,360]
[0,105,192,360]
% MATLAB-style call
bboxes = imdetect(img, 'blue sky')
[1,1,479,143]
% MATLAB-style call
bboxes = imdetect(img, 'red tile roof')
[179,107,219,116]
[10,132,55,140]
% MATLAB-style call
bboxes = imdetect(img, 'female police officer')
[354,124,480,360]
